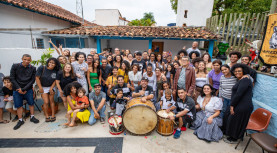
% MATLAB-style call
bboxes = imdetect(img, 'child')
[3,76,18,122]
[0,70,8,124]
[159,89,175,110]
[111,89,130,116]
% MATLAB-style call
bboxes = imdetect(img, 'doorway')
[152,42,164,55]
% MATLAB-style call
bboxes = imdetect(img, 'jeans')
[101,84,109,101]
[88,105,106,125]
[13,89,34,108]
[220,97,231,118]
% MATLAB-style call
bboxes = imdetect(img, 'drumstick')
[114,116,120,130]
[172,120,177,125]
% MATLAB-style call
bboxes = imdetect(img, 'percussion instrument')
[108,116,124,135]
[157,109,174,136]
[123,98,157,135]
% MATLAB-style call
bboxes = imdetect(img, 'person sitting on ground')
[132,77,154,103]
[167,88,196,139]
[3,76,18,122]
[88,84,106,125]
[192,84,223,142]
[75,88,89,112]
[228,51,242,68]
[64,82,90,127]
[158,89,175,111]
[111,89,129,116]
[0,75,10,124]
[10,54,39,130]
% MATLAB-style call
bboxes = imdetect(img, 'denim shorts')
[13,89,35,108]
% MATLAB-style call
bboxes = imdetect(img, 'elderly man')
[173,56,196,100]
[187,41,201,56]
[132,77,154,103]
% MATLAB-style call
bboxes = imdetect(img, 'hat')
[94,83,101,87]
[136,51,142,56]
[141,77,149,81]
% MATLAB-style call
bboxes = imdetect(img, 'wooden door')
[152,42,164,55]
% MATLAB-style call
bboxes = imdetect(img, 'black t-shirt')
[110,83,131,97]
[2,86,13,96]
[131,59,146,71]
[134,85,154,96]
[174,96,196,120]
[249,67,257,83]
[56,71,77,90]
[100,65,112,81]
[36,65,57,87]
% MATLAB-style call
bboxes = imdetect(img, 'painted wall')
[176,0,214,27]
[94,9,124,26]
[252,74,277,137]
[0,3,72,48]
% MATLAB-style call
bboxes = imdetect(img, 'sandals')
[0,120,10,124]
[45,117,51,122]
[50,117,56,122]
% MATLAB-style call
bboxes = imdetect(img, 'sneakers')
[100,117,105,124]
[12,115,18,122]
[13,120,24,130]
[30,116,39,124]
[174,129,182,139]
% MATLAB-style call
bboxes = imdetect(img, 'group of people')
[0,41,256,143]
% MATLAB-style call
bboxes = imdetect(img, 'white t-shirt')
[187,48,201,55]
[197,96,222,117]
[160,95,175,110]
[128,71,142,88]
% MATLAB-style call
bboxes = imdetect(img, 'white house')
[93,9,129,26]
[176,0,214,27]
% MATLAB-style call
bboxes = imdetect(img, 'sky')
[44,0,177,26]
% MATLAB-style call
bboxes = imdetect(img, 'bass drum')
[123,98,157,135]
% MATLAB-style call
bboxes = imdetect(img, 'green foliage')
[170,0,178,14]
[31,48,54,66]
[128,12,156,26]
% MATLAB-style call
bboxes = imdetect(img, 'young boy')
[159,89,175,111]
[3,76,18,122]
[0,66,7,124]
[75,88,89,112]
[111,89,130,116]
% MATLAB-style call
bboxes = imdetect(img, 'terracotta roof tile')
[0,0,95,26]
[46,26,221,40]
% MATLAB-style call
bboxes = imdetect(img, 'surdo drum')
[156,109,174,136]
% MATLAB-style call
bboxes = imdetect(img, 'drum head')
[123,105,157,135]
[157,109,174,119]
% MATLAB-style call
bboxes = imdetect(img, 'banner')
[260,13,277,66]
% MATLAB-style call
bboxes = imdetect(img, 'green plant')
[31,47,54,66]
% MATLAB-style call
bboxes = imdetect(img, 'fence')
[206,12,269,54]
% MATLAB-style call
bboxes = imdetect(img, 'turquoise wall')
[252,73,277,137]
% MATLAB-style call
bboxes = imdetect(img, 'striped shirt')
[219,75,237,99]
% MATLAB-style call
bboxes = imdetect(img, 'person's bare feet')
[63,122,70,126]
[69,123,75,127]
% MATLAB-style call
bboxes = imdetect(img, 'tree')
[142,12,155,22]
[128,12,156,26]
[170,0,178,14]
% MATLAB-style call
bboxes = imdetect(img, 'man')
[10,54,39,130]
[143,64,156,92]
[162,51,168,63]
[142,51,149,63]
[131,51,146,73]
[241,55,257,84]
[148,49,152,55]
[113,48,121,57]
[186,41,201,55]
[132,77,154,102]
[228,51,242,68]
[86,54,93,69]
[106,66,119,105]
[173,56,196,101]
[167,88,196,139]
[100,58,112,100]
[90,49,96,56]
[88,84,106,125]
[109,75,133,115]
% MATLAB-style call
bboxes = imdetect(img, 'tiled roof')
[45,26,222,40]
[0,0,95,26]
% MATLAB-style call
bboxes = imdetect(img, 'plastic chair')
[235,108,272,149]
[243,133,277,153]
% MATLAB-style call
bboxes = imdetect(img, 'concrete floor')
[0,103,262,153]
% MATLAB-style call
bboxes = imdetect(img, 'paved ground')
[0,103,261,153]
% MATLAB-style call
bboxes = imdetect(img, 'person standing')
[143,64,157,93]
[131,51,146,73]
[228,51,242,68]
[100,58,112,100]
[10,54,39,130]
[187,41,201,56]
[208,59,223,95]
[241,55,257,85]
[106,66,119,106]
[87,60,101,92]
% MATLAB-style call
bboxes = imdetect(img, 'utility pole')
[76,0,84,24]
[270,0,277,14]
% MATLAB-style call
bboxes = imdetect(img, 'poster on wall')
[260,13,277,66]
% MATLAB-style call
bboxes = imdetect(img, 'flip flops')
[0,120,10,124]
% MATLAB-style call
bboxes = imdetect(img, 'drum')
[108,116,124,135]
[157,110,174,136]
[123,98,157,135]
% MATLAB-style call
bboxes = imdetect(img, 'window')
[36,38,44,49]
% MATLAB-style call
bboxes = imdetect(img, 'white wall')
[94,9,120,26]
[0,4,72,48]
[176,0,214,27]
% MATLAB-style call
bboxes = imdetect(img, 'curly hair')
[75,52,86,61]
[229,51,242,59]
[131,64,141,72]
[63,82,82,97]
[231,63,250,76]
[177,49,188,56]
[192,57,204,65]
[200,84,216,97]
[121,60,131,74]
[46,57,61,71]
[189,51,200,59]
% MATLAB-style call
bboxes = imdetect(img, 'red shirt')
[75,96,89,105]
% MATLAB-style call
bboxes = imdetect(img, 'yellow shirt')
[106,75,117,98]
[118,69,129,83]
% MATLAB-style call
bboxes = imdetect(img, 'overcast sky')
[44,0,176,26]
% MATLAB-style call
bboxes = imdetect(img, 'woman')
[49,39,70,58]
[128,64,142,89]
[156,54,165,70]
[56,63,77,109]
[36,58,61,122]
[156,67,167,101]
[193,61,208,103]
[224,64,253,144]
[126,53,133,65]
[107,55,114,66]
[93,53,100,62]
[189,51,200,61]
[113,55,122,68]
[202,53,213,71]
[193,84,223,142]
[123,49,131,61]
[147,53,156,71]
[64,82,90,126]
[191,57,203,71]
[69,56,75,63]
[57,55,67,68]
[71,52,89,94]
[164,64,174,87]
[87,60,101,92]
[208,59,223,95]
[118,60,131,83]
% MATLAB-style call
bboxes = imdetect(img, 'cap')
[141,77,149,81]
[94,83,101,87]
[136,51,142,56]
